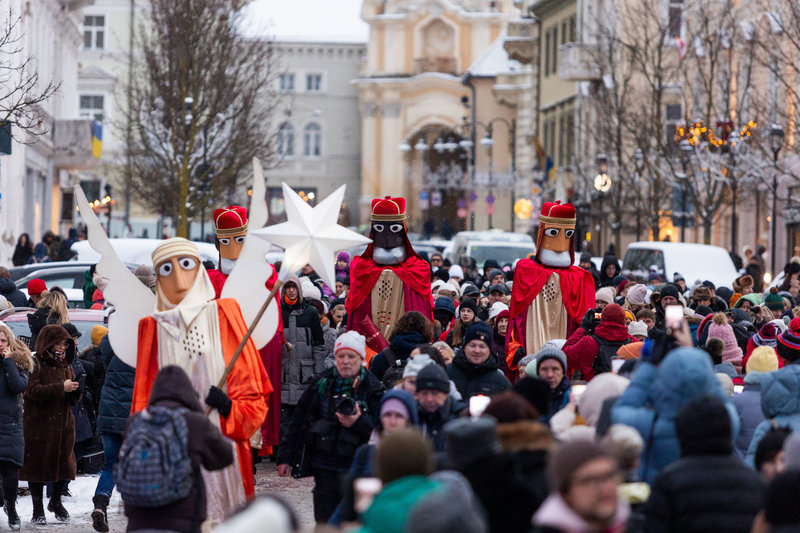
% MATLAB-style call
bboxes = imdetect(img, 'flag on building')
[92,120,102,159]
[534,136,556,184]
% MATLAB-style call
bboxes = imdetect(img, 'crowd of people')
[3,221,800,533]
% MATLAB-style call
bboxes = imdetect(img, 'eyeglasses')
[572,469,622,489]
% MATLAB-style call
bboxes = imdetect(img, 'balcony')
[413,57,458,76]
[558,42,601,81]
[504,18,538,65]
[52,119,98,170]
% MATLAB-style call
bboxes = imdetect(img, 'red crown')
[371,196,406,221]
[213,205,248,236]
[539,201,576,226]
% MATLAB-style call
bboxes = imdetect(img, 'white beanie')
[628,321,648,338]
[403,354,435,379]
[488,301,509,320]
[449,264,464,279]
[299,276,321,301]
[595,287,615,305]
[334,330,366,360]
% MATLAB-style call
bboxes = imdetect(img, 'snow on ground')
[11,476,126,532]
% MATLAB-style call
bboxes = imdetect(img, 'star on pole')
[252,183,370,288]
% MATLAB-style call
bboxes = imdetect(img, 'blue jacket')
[96,336,135,435]
[731,372,769,460]
[612,347,739,484]
[746,363,800,467]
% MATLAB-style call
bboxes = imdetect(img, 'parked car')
[622,242,738,288]
[446,230,535,268]
[0,307,107,351]
[8,261,96,282]
[14,266,101,308]
[71,238,219,268]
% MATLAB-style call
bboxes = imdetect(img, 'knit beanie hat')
[533,344,567,374]
[716,287,733,307]
[729,293,743,307]
[380,397,411,421]
[617,279,630,295]
[601,303,626,325]
[27,278,47,296]
[402,354,435,379]
[659,284,680,301]
[449,264,464,279]
[747,346,780,374]
[595,287,615,305]
[434,296,456,316]
[777,318,800,362]
[463,322,492,348]
[628,321,648,338]
[707,313,742,363]
[444,417,502,470]
[513,376,551,416]
[488,302,509,320]
[458,299,478,315]
[548,440,615,493]
[765,287,785,311]
[694,305,713,317]
[752,323,779,348]
[334,330,366,360]
[376,428,434,484]
[675,395,732,456]
[625,284,647,306]
[90,325,109,346]
[416,363,450,393]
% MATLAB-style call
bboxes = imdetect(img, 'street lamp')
[594,153,611,254]
[678,139,694,242]
[633,149,645,241]
[770,123,784,276]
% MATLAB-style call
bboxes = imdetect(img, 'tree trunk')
[703,218,712,245]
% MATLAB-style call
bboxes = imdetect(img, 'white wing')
[74,186,154,367]
[221,158,279,349]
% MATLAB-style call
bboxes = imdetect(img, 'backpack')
[382,354,408,389]
[591,335,630,375]
[114,406,193,507]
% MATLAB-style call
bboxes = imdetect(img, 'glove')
[205,386,232,418]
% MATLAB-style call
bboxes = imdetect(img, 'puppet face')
[156,256,199,305]
[537,223,575,268]
[372,221,407,265]
[217,232,247,261]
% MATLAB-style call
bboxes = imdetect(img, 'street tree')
[123,0,280,237]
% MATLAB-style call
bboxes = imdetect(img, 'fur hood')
[33,324,75,367]
[7,339,34,373]
[496,420,555,452]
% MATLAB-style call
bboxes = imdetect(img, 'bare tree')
[123,0,281,237]
[0,10,60,142]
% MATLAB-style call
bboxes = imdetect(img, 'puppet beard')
[373,246,407,265]
[538,248,572,268]
[220,258,237,275]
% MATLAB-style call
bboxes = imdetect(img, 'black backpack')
[591,335,630,375]
[382,355,408,389]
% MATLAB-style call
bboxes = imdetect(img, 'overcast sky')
[243,0,369,41]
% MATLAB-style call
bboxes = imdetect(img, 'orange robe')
[131,298,271,498]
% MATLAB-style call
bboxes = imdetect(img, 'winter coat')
[732,371,769,459]
[0,278,26,308]
[20,324,79,482]
[370,330,427,382]
[96,335,135,436]
[563,321,631,381]
[598,254,621,287]
[320,322,337,369]
[276,366,385,473]
[611,348,740,485]
[545,377,571,420]
[71,358,92,444]
[12,240,33,267]
[0,340,33,466]
[496,420,554,514]
[27,307,63,349]
[644,455,764,533]
[746,363,800,466]
[280,276,326,405]
[80,343,105,415]
[82,269,97,309]
[418,395,465,452]
[447,350,511,399]
[358,476,443,533]
[124,366,234,533]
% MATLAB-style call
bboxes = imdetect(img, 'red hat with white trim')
[371,197,406,222]
[213,205,248,236]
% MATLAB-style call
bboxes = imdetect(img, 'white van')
[447,230,535,269]
[622,242,738,288]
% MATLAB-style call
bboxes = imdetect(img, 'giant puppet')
[346,197,433,352]
[506,201,595,370]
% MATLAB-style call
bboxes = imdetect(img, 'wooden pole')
[205,279,283,415]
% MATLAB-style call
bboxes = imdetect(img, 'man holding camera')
[276,331,384,523]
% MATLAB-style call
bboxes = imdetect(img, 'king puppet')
[506,201,595,371]
[346,197,433,358]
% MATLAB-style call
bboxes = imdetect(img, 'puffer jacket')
[447,350,511,399]
[731,371,769,459]
[0,278,26,308]
[611,348,740,485]
[563,321,631,381]
[745,363,800,466]
[281,274,326,405]
[0,338,33,466]
[96,335,135,435]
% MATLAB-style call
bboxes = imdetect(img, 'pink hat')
[707,313,742,364]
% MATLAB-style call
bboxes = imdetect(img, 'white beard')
[373,246,407,265]
[219,257,237,275]
[538,248,572,268]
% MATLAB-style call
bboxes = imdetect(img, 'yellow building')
[356,0,520,234]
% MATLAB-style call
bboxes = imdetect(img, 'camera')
[333,394,357,416]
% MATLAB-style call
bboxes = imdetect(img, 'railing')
[559,42,601,81]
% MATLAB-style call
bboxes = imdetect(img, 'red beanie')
[27,278,47,296]
[601,303,626,325]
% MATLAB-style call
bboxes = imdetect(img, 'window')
[303,123,321,157]
[276,122,294,157]
[569,16,576,42]
[668,0,683,39]
[558,113,566,166]
[544,30,551,77]
[79,94,105,121]
[306,74,322,92]
[279,73,295,93]
[561,21,567,45]
[665,103,682,155]
[83,15,105,50]
[552,26,558,73]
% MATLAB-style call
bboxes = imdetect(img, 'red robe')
[207,267,283,447]
[505,258,595,371]
[131,299,271,498]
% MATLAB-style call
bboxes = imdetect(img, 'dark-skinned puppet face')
[534,201,577,268]
[370,196,408,265]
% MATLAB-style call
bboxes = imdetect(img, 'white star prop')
[252,182,371,289]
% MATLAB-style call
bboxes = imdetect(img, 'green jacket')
[359,476,442,533]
